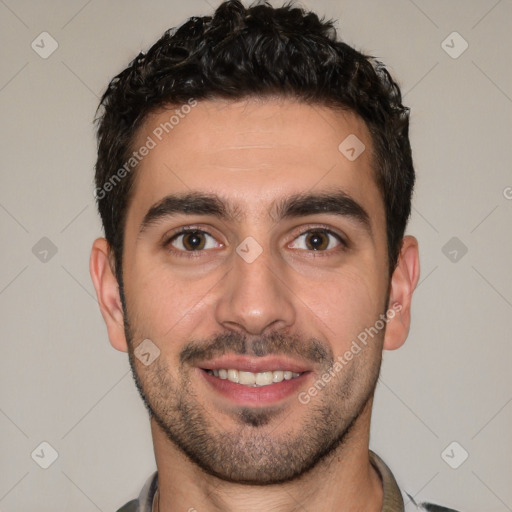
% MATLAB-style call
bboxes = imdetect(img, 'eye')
[164,226,346,258]
[167,228,222,252]
[289,229,344,251]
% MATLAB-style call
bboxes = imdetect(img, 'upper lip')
[196,354,312,374]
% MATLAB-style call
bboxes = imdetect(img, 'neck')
[150,399,383,512]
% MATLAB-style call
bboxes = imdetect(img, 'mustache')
[180,330,333,368]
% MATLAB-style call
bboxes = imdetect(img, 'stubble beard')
[119,274,384,485]
[125,331,382,484]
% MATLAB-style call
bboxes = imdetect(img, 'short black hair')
[94,0,414,282]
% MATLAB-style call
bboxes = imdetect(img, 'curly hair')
[94,0,414,282]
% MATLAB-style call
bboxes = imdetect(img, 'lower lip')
[198,368,310,406]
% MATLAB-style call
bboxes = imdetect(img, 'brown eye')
[289,229,343,252]
[304,231,330,250]
[181,232,206,250]
[168,230,219,252]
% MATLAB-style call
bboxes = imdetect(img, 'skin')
[90,97,420,512]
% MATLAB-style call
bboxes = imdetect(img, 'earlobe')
[89,238,128,352]
[383,235,420,351]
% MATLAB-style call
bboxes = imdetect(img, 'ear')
[383,235,420,351]
[89,237,128,352]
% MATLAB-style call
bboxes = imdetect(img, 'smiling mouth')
[203,368,304,387]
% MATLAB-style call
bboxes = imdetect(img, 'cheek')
[298,265,385,353]
[124,258,218,347]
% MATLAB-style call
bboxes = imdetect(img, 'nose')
[214,241,296,336]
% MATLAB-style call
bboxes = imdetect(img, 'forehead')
[126,97,384,231]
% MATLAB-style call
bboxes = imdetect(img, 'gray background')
[1,0,511,511]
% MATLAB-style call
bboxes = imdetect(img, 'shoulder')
[402,488,462,511]
[115,470,158,512]
[370,450,462,512]
[115,500,139,512]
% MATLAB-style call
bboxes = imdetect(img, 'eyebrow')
[138,189,372,237]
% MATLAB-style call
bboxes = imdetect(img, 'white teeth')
[238,371,256,385]
[207,368,303,387]
[272,370,284,383]
[255,371,273,386]
[227,369,239,383]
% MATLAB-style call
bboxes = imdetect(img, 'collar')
[369,450,405,511]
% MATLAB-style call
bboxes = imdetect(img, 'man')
[89,1,461,511]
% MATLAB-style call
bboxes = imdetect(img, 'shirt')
[115,450,461,512]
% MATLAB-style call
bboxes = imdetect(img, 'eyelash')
[163,225,348,259]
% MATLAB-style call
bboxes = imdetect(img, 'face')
[104,98,397,484]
